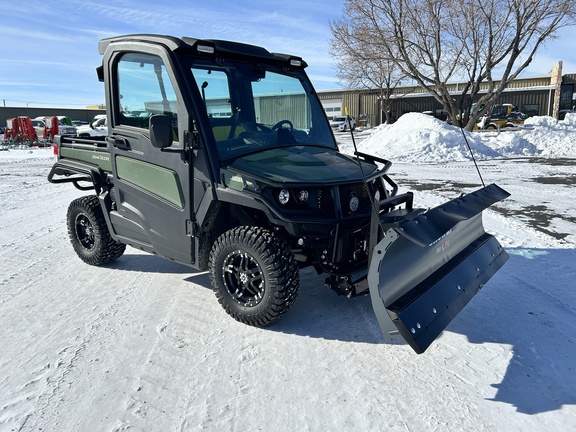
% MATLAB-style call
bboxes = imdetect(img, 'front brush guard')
[367,184,510,353]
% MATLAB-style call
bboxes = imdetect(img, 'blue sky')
[1,0,575,108]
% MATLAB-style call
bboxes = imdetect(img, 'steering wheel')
[271,120,293,131]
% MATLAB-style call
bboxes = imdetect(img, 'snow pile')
[519,112,576,157]
[349,113,500,162]
[345,112,576,162]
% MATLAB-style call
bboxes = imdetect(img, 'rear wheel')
[209,226,299,326]
[67,195,126,265]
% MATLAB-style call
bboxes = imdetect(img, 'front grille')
[339,183,370,214]
[267,186,335,216]
[267,180,383,218]
[317,187,333,213]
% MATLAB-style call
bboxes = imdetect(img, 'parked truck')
[48,34,509,353]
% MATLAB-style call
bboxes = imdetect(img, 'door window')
[116,53,178,136]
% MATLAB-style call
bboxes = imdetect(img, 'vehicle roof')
[98,34,307,68]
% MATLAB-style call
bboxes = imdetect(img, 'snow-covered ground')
[1,115,575,431]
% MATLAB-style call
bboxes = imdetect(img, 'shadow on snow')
[439,248,576,414]
[106,246,576,414]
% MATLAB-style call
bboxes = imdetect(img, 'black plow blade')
[368,184,510,354]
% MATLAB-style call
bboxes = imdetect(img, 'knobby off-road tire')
[208,226,300,326]
[67,195,126,266]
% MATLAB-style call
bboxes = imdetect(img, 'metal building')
[318,67,576,127]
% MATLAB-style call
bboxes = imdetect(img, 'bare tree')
[330,29,410,124]
[331,0,576,130]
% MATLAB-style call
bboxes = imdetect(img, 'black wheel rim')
[222,250,264,306]
[75,214,95,250]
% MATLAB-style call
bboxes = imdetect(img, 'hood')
[226,146,377,185]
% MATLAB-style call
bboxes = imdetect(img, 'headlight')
[278,188,290,205]
[298,190,309,202]
[349,194,359,212]
[244,178,260,192]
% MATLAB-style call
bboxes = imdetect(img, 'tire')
[67,195,126,265]
[208,226,299,326]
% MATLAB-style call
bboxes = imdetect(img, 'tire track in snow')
[0,158,82,307]
[0,224,71,307]
[1,261,144,431]
[112,274,229,431]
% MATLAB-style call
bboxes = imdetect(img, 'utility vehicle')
[48,34,509,353]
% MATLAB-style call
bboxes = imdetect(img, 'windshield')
[190,61,335,159]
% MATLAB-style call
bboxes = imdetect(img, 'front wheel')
[208,226,299,326]
[67,195,126,265]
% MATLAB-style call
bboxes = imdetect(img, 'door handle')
[106,136,131,150]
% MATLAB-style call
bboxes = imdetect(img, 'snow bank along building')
[318,62,575,127]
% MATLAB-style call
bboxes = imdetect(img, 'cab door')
[106,49,195,266]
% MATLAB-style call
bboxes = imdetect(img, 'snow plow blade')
[368,184,510,354]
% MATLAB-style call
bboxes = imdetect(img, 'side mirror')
[149,114,174,148]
